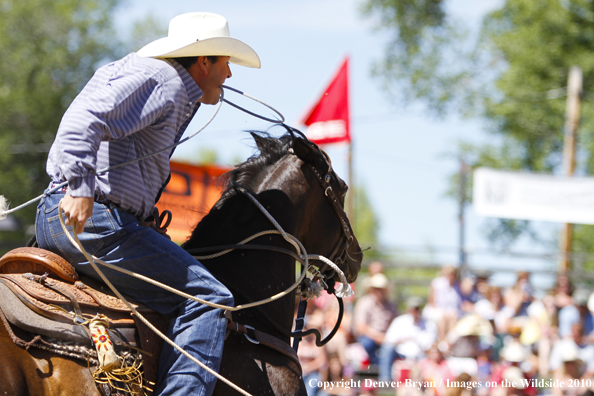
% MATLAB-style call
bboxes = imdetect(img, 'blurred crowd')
[297,262,594,396]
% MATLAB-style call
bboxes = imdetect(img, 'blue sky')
[118,0,558,288]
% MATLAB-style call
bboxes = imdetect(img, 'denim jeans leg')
[378,343,398,382]
[358,335,380,365]
[35,193,234,396]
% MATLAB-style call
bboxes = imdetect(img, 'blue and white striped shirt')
[47,53,203,220]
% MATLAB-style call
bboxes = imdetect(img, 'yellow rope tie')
[92,353,152,396]
[58,202,256,396]
[57,193,350,396]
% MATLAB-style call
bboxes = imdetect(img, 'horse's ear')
[250,132,268,153]
[292,137,317,164]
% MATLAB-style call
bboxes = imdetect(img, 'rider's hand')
[61,195,94,234]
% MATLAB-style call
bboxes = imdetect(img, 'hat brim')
[137,36,261,68]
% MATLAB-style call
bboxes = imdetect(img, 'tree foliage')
[360,0,484,116]
[0,1,163,248]
[0,0,119,229]
[362,0,594,255]
[352,185,381,257]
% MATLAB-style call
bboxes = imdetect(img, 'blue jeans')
[35,192,234,396]
[358,335,381,365]
[378,343,404,382]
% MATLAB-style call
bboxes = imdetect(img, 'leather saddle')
[0,247,168,387]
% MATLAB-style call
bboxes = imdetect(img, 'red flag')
[300,57,351,144]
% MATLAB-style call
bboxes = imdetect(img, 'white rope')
[0,84,287,220]
[238,188,300,253]
[221,85,285,123]
[54,184,351,395]
[59,211,308,312]
[193,230,291,260]
[0,98,223,220]
[57,206,253,396]
[305,255,353,298]
[238,187,352,296]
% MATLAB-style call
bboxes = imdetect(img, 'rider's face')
[196,56,232,105]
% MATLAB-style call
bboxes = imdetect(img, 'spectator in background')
[318,354,353,396]
[378,296,437,382]
[474,286,515,335]
[458,276,481,316]
[474,271,492,300]
[558,288,591,339]
[587,292,594,342]
[353,273,398,365]
[552,341,594,396]
[503,271,533,318]
[553,273,574,310]
[447,314,493,378]
[418,343,455,396]
[549,322,594,375]
[359,261,385,294]
[533,292,559,377]
[298,311,328,396]
[322,299,354,377]
[491,341,537,396]
[423,265,461,343]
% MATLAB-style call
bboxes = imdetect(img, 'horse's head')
[255,126,362,284]
[289,132,362,283]
[200,126,362,285]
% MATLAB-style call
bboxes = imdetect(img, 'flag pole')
[347,141,354,222]
[299,55,353,219]
[560,66,582,273]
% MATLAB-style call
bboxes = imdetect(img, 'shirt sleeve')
[383,317,400,345]
[56,71,170,197]
[353,296,371,329]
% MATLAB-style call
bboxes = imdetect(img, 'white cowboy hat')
[561,341,582,363]
[453,314,493,337]
[137,12,261,68]
[368,273,389,289]
[502,367,526,389]
[501,341,527,363]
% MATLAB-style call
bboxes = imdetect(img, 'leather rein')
[185,147,355,361]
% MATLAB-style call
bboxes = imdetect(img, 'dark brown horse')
[0,128,363,396]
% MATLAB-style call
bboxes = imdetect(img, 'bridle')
[306,148,356,279]
[184,137,361,354]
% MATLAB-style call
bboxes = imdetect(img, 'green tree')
[0,0,162,250]
[362,0,594,258]
[352,184,381,258]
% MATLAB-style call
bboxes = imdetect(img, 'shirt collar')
[168,59,203,104]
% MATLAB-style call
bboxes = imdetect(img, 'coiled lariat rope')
[58,206,255,396]
[58,188,352,396]
[238,187,353,298]
[0,85,285,220]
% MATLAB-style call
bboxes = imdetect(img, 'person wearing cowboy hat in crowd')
[353,273,398,366]
[552,342,594,396]
[35,12,260,395]
[490,342,538,396]
[378,296,437,382]
[549,322,594,376]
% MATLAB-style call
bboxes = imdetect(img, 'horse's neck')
[186,191,300,338]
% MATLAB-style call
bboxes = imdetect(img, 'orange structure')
[155,162,231,243]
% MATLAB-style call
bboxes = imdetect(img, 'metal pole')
[347,142,354,222]
[459,157,468,273]
[560,66,582,273]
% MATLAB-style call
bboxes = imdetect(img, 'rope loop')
[56,186,352,395]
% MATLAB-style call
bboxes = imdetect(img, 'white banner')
[473,167,594,224]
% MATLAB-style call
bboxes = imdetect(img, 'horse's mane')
[217,127,307,203]
[185,127,310,245]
